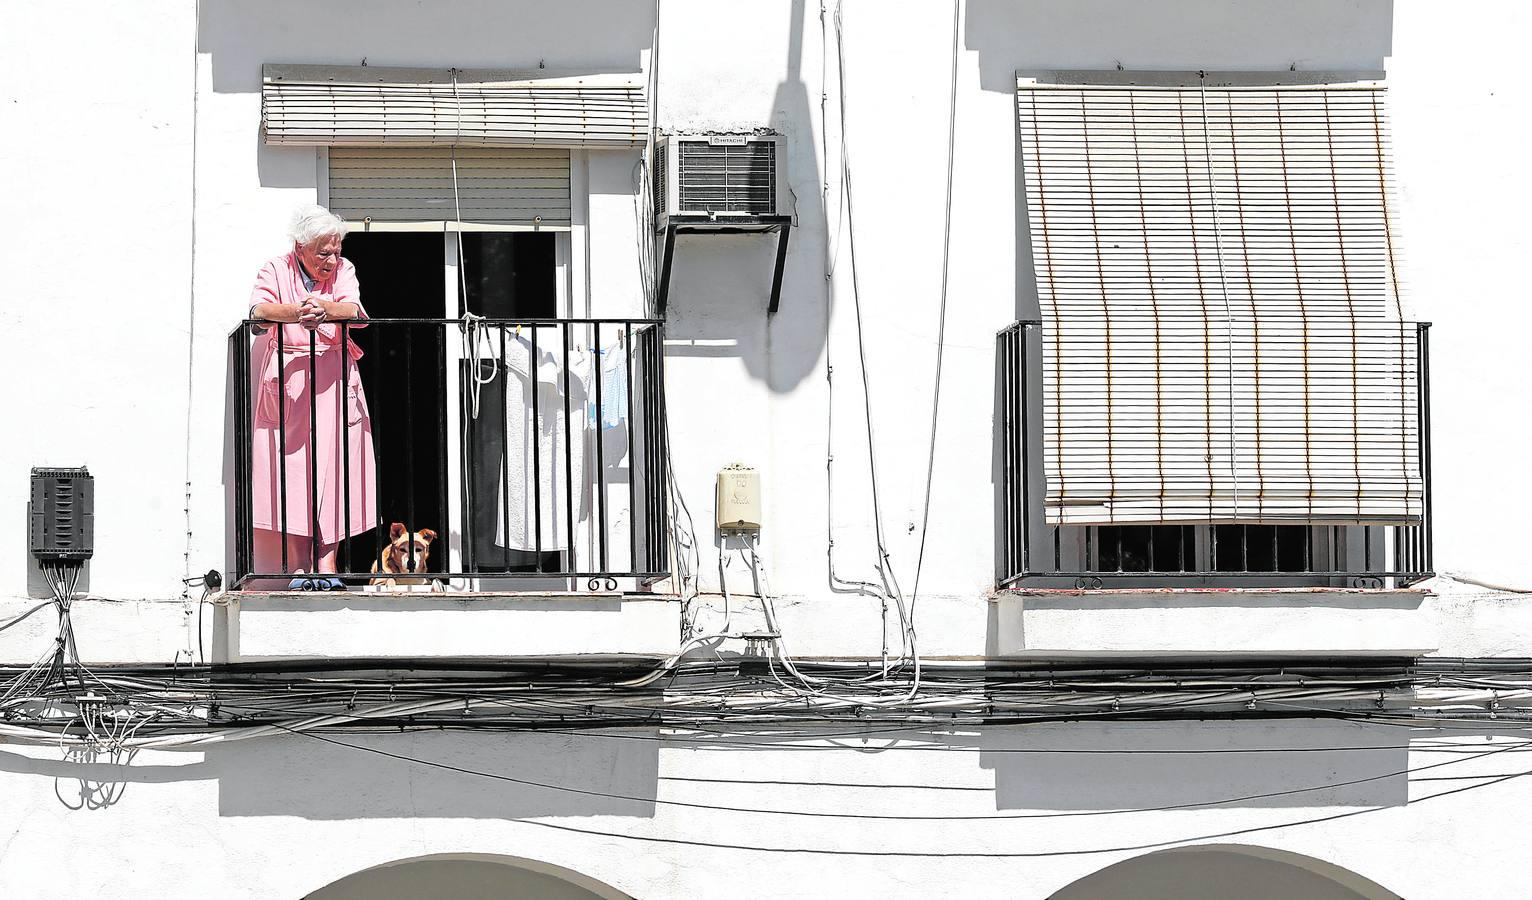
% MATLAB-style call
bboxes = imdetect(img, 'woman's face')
[295,234,343,283]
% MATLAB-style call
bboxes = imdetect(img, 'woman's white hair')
[288,204,347,246]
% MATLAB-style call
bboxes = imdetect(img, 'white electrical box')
[716,465,762,532]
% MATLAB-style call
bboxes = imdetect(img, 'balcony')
[996,320,1433,591]
[228,317,670,593]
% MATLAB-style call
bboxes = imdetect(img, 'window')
[998,75,1430,588]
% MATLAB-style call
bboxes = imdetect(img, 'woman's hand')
[317,298,359,321]
[298,296,326,329]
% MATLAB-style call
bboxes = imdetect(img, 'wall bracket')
[654,214,793,316]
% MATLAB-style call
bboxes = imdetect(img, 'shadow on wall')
[195,0,655,189]
[210,729,660,820]
[973,720,1410,811]
[0,729,658,820]
[964,0,1393,93]
[661,0,826,392]
[196,0,653,93]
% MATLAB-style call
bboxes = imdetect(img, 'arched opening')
[1050,844,1402,900]
[303,853,633,900]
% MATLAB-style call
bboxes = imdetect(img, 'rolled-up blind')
[328,147,571,229]
[263,65,646,149]
[1017,78,1422,526]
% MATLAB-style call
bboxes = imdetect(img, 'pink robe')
[248,252,378,547]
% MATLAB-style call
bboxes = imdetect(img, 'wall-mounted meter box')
[30,466,94,561]
[716,465,761,532]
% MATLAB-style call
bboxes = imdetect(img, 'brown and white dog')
[370,522,439,589]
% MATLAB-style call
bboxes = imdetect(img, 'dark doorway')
[462,232,557,318]
[336,232,447,576]
[460,233,560,572]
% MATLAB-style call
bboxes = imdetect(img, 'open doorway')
[459,233,560,573]
[334,232,447,576]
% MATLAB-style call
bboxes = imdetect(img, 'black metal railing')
[230,317,669,589]
[997,320,1433,589]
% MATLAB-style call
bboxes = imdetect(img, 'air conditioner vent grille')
[653,142,667,214]
[677,142,777,214]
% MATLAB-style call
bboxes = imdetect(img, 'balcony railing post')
[341,322,352,576]
[404,325,417,573]
[654,322,672,575]
[561,321,576,570]
[1420,322,1434,578]
[436,321,449,578]
[531,324,544,568]
[308,329,319,573]
[625,323,638,574]
[233,325,253,584]
[500,324,512,573]
[594,324,609,573]
[276,323,289,574]
[1020,323,1037,578]
[371,323,385,580]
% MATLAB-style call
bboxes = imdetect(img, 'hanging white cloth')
[587,341,629,432]
[495,331,591,552]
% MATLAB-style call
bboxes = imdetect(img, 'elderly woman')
[248,205,377,589]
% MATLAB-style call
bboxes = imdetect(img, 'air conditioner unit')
[654,134,789,228]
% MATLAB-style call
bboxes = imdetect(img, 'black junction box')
[29,467,94,561]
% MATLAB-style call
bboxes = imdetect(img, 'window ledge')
[219,591,681,661]
[999,585,1432,597]
[992,587,1434,657]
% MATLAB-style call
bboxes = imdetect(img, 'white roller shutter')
[328,147,571,230]
[263,65,646,149]
[1017,78,1422,526]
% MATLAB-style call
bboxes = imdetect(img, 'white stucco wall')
[2,0,1527,657]
[3,1,1532,897]
[1,721,1528,898]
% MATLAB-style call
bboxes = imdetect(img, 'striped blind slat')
[263,65,647,150]
[328,147,572,228]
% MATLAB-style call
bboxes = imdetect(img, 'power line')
[909,0,963,619]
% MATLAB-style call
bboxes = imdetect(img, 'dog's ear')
[419,528,438,544]
[389,522,407,541]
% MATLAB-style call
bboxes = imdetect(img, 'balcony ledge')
[991,586,1434,657]
[218,590,681,662]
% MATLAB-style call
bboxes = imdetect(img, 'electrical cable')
[180,0,203,651]
[0,601,53,635]
[1439,571,1532,594]
[819,0,894,618]
[818,0,920,691]
[908,0,962,625]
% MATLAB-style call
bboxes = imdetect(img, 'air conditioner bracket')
[655,215,793,316]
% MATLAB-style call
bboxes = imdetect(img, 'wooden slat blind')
[1017,79,1421,525]
[328,147,572,229]
[263,65,647,150]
